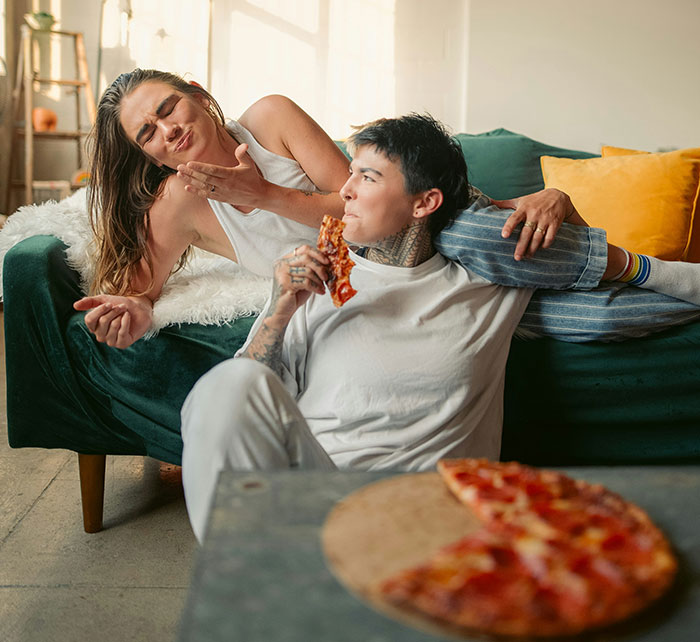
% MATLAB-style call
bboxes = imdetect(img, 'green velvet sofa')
[4,129,700,533]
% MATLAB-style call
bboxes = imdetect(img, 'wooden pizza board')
[321,472,483,640]
[321,471,681,642]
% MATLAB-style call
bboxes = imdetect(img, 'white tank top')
[207,120,320,277]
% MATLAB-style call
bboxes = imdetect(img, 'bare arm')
[74,177,201,348]
[177,95,349,229]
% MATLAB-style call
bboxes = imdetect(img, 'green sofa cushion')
[4,235,255,465]
[454,129,598,200]
[502,322,700,465]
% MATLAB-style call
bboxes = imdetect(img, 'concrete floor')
[0,310,198,641]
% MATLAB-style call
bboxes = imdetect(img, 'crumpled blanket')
[0,189,270,335]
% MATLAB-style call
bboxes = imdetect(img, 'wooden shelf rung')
[29,28,81,37]
[17,128,89,139]
[10,179,76,188]
[7,25,96,210]
[33,77,87,87]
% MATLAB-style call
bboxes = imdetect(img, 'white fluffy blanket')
[0,189,271,335]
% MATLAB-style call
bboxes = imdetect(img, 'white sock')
[619,251,700,305]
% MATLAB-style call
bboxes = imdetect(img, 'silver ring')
[210,185,215,193]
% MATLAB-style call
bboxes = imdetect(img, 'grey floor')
[0,310,198,641]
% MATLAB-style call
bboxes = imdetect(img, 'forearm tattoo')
[239,282,286,375]
[243,323,285,375]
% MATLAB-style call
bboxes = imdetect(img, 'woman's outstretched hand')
[495,188,576,261]
[175,143,269,210]
[73,295,153,349]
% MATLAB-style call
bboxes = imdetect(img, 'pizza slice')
[317,215,357,307]
[378,459,678,638]
[379,523,601,637]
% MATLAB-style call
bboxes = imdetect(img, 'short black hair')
[347,114,470,238]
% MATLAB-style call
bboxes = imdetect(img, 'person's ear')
[189,81,210,108]
[413,188,443,219]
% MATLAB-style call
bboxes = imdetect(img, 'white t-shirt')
[207,120,319,277]
[243,250,533,471]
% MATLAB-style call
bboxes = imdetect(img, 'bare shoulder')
[152,174,204,215]
[239,95,309,158]
[239,94,301,128]
[238,95,348,192]
[149,174,205,241]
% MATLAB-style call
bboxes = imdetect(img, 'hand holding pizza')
[267,216,357,329]
[268,244,330,325]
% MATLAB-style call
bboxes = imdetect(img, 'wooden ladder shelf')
[5,24,96,211]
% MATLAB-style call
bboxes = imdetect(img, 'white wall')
[209,0,469,140]
[394,0,468,133]
[7,0,700,213]
[466,0,700,152]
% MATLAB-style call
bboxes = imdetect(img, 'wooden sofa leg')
[78,454,106,533]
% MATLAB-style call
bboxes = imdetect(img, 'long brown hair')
[87,69,226,295]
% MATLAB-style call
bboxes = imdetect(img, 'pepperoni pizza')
[378,459,677,638]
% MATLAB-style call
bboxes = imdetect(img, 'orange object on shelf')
[32,107,58,132]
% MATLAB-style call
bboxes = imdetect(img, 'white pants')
[180,358,336,542]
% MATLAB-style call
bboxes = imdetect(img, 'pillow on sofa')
[454,129,598,200]
[540,148,700,261]
[600,145,700,262]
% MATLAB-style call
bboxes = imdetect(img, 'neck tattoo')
[365,220,435,267]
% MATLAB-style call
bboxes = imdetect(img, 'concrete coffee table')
[177,466,700,641]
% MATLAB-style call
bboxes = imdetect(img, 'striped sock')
[612,251,700,306]
[612,249,652,285]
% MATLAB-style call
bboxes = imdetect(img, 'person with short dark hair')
[180,112,700,540]
[179,114,531,541]
[73,68,350,347]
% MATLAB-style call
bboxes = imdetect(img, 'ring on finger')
[535,227,546,234]
[523,221,536,230]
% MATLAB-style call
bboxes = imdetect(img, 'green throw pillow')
[455,128,598,200]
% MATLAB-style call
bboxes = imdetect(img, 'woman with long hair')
[74,68,349,347]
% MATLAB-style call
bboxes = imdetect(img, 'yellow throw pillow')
[540,148,700,261]
[601,145,700,262]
